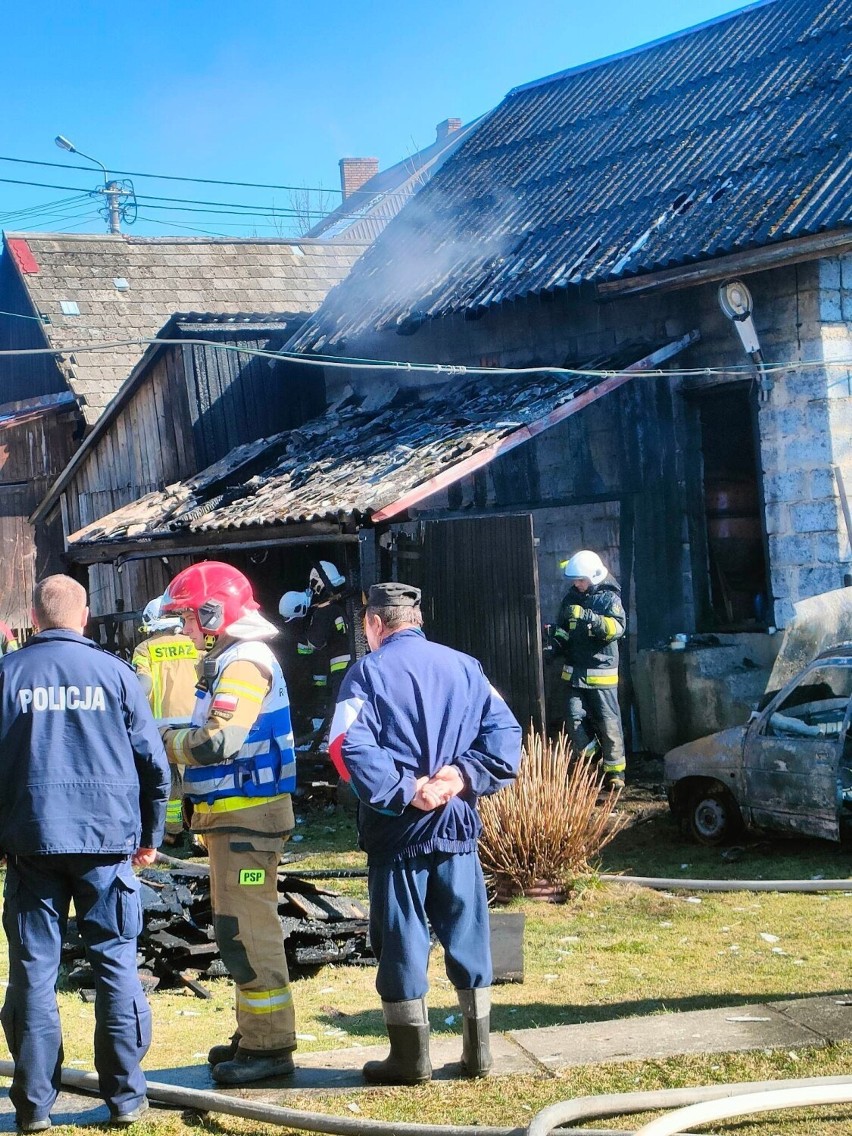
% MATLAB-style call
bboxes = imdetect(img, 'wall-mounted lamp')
[718,280,772,400]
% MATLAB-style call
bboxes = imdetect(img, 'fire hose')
[2,1063,852,1136]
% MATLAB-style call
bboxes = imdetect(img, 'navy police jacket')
[329,629,522,863]
[0,629,170,856]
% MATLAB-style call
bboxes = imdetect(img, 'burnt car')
[666,643,852,844]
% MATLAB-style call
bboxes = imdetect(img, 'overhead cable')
[0,336,849,383]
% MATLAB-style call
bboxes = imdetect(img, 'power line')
[0,174,332,222]
[0,335,849,384]
[0,153,344,198]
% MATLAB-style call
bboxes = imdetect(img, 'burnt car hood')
[664,725,746,782]
[766,587,852,697]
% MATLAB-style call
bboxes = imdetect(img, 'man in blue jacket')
[329,582,522,1086]
[0,575,170,1132]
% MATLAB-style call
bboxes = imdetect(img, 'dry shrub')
[478,730,625,895]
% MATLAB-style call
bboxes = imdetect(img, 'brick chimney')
[339,157,380,199]
[435,118,462,142]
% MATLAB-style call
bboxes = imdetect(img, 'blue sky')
[1,0,752,237]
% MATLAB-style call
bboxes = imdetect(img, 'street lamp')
[54,134,123,234]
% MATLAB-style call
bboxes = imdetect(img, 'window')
[763,664,852,739]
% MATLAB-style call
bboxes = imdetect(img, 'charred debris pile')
[62,862,372,999]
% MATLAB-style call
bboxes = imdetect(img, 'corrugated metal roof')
[67,335,694,549]
[290,0,852,351]
[1,233,366,422]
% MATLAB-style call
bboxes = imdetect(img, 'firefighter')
[132,595,201,845]
[0,620,19,655]
[329,583,522,1085]
[550,550,627,789]
[277,589,314,742]
[159,562,297,1085]
[297,562,352,746]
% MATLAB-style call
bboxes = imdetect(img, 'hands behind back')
[411,765,465,811]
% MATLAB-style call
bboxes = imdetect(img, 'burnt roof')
[2,233,366,422]
[66,334,694,551]
[290,0,852,351]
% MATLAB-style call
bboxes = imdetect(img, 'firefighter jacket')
[162,638,296,837]
[0,621,18,655]
[297,600,352,712]
[555,580,626,688]
[0,629,170,855]
[132,630,200,720]
[328,628,522,864]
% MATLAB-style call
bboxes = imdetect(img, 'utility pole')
[104,181,122,234]
[55,136,136,234]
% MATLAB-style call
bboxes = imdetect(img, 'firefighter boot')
[212,1047,295,1085]
[457,988,493,1078]
[362,999,432,1085]
[207,1032,241,1065]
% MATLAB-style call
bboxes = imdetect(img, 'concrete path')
[3,993,852,1127]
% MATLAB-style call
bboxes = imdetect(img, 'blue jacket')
[0,629,170,856]
[329,629,522,863]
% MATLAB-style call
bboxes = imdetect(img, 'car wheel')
[688,786,741,846]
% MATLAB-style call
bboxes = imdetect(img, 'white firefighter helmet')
[141,594,183,634]
[561,550,608,585]
[309,560,345,595]
[279,588,312,622]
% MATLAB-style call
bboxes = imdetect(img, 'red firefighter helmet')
[162,562,258,637]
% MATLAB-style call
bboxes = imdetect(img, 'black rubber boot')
[362,999,431,1085]
[458,988,493,1078]
[207,1032,241,1065]
[212,1049,295,1085]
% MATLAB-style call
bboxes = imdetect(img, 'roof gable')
[2,233,365,422]
[292,0,852,351]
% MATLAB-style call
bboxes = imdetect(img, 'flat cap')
[368,581,421,608]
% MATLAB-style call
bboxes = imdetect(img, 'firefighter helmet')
[162,562,259,637]
[279,589,312,622]
[561,550,608,585]
[309,560,345,596]
[140,594,182,634]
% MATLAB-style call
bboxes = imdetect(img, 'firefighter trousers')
[206,830,296,1053]
[566,686,626,774]
[1,854,150,1126]
[367,850,492,1002]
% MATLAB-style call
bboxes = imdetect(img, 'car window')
[762,664,852,739]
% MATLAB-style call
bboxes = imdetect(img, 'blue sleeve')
[334,667,418,816]
[124,675,171,847]
[453,674,523,798]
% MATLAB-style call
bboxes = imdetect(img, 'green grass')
[3,791,852,1134]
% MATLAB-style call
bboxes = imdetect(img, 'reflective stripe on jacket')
[177,640,296,806]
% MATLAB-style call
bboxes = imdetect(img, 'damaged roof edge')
[370,330,700,522]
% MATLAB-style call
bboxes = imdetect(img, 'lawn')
[2,782,852,1135]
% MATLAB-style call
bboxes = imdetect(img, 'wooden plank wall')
[0,409,79,630]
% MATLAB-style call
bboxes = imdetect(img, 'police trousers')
[1,854,150,1125]
[207,831,296,1053]
[368,850,491,1002]
[566,686,626,773]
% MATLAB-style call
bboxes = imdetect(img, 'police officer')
[132,595,201,844]
[329,583,522,1085]
[297,563,352,746]
[0,619,19,655]
[551,550,627,789]
[0,574,169,1131]
[159,562,298,1085]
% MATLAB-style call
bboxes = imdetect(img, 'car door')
[742,659,852,841]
